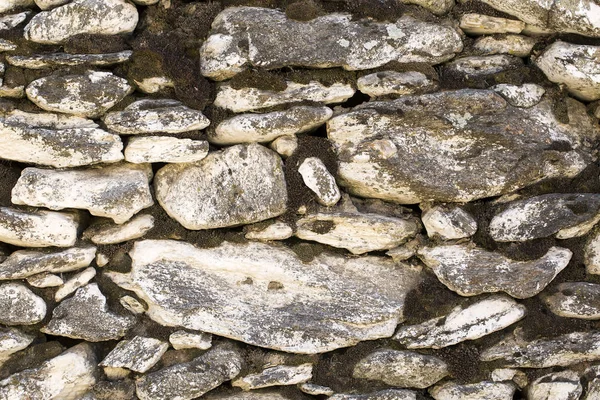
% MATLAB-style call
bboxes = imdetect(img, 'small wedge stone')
[83,214,154,245]
[473,34,536,57]
[0,328,35,364]
[245,221,294,241]
[421,204,477,240]
[298,157,341,207]
[270,135,298,158]
[100,336,168,373]
[27,273,64,288]
[0,12,29,30]
[55,267,97,302]
[491,83,545,107]
[585,230,600,275]
[233,363,313,390]
[527,370,582,400]
[125,136,209,164]
[169,331,212,350]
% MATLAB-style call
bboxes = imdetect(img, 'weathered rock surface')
[34,0,70,10]
[119,296,145,315]
[233,363,313,390]
[134,76,174,94]
[491,368,528,388]
[399,0,453,14]
[0,12,29,31]
[214,81,355,113]
[200,7,462,80]
[26,71,132,118]
[357,71,438,97]
[125,136,209,164]
[245,221,294,241]
[481,329,600,367]
[421,204,477,240]
[0,246,96,279]
[135,344,243,400]
[104,99,209,134]
[473,34,536,57]
[299,383,334,396]
[55,266,97,302]
[206,391,313,400]
[430,381,516,400]
[0,283,45,325]
[0,0,33,14]
[543,282,600,319]
[585,365,600,400]
[107,239,422,353]
[395,295,526,348]
[327,89,595,203]
[491,83,545,108]
[7,51,132,69]
[12,163,154,224]
[169,330,212,350]
[296,212,418,254]
[0,207,79,248]
[586,230,600,275]
[527,370,582,400]
[330,390,417,400]
[353,349,448,389]
[42,283,135,341]
[155,144,287,230]
[443,55,522,78]
[418,245,572,298]
[270,135,298,158]
[84,214,154,245]
[27,273,64,288]
[536,41,600,101]
[0,40,17,52]
[0,328,34,364]
[24,0,139,44]
[459,13,525,35]
[0,343,97,400]
[213,106,331,145]
[100,336,168,373]
[298,157,341,207]
[489,194,600,241]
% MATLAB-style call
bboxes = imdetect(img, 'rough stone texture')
[24,0,139,44]
[0,246,96,279]
[296,212,418,254]
[585,366,600,400]
[331,390,417,400]
[399,0,454,14]
[443,55,522,79]
[527,370,582,400]
[34,0,70,10]
[26,71,133,118]
[299,383,334,396]
[155,144,287,230]
[55,266,97,302]
[585,229,600,275]
[214,81,355,113]
[491,83,545,108]
[200,7,462,80]
[0,328,34,364]
[429,381,516,400]
[100,336,168,373]
[0,343,97,400]
[357,71,438,97]
[418,245,572,298]
[327,89,596,204]
[135,344,243,400]
[0,12,29,31]
[481,329,600,367]
[298,157,341,207]
[42,283,135,341]
[491,368,528,388]
[473,34,536,57]
[395,295,526,348]
[0,40,17,52]
[213,106,332,145]
[134,76,175,94]
[27,273,64,288]
[119,296,145,315]
[421,205,477,240]
[233,363,313,390]
[7,51,132,69]
[107,239,422,353]
[0,283,45,325]
[169,330,212,350]
[125,136,209,164]
[245,221,294,241]
[269,135,298,158]
[489,194,600,241]
[84,214,154,245]
[11,163,154,224]
[206,392,313,400]
[543,282,600,319]
[0,207,79,248]
[353,349,448,389]
[459,13,525,35]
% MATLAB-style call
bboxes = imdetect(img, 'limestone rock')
[7,51,132,69]
[585,230,600,275]
[12,163,154,224]
[584,365,600,400]
[395,295,526,348]
[491,368,528,388]
[214,81,355,113]
[489,194,600,241]
[473,35,536,57]
[169,331,212,350]
[27,273,64,288]
[26,71,133,118]
[134,76,175,94]
[430,381,516,400]
[0,246,96,280]
[82,379,136,400]
[298,157,341,207]
[107,239,422,353]
[233,363,313,390]
[0,207,79,248]
[418,245,571,298]
[299,383,334,396]
[421,205,477,240]
[125,136,209,164]
[491,83,545,108]
[0,343,97,400]
[34,0,70,10]
[528,370,582,400]
[0,12,29,31]
[330,389,417,400]
[357,71,438,97]
[135,344,243,400]
[536,41,600,101]
[443,55,522,79]
[200,7,462,80]
[103,99,209,134]
[212,106,331,145]
[296,212,418,254]
[0,283,46,325]
[100,336,168,373]
[84,214,154,245]
[0,328,34,364]
[399,0,454,15]
[270,135,298,158]
[327,89,596,203]
[245,221,294,241]
[55,266,97,302]
[460,13,525,35]
[155,144,287,230]
[24,0,139,44]
[0,40,17,52]
[543,282,600,320]
[353,349,448,389]
[0,1,33,14]
[42,283,135,341]
[119,296,145,315]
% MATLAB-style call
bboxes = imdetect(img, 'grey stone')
[54,266,96,302]
[107,239,422,353]
[489,194,600,241]
[418,245,572,298]
[491,83,545,107]
[27,273,64,288]
[7,51,132,69]
[430,381,516,400]
[399,0,454,15]
[473,34,536,57]
[233,363,313,390]
[298,157,341,207]
[299,383,334,396]
[0,283,46,325]
[155,144,287,230]
[34,0,70,10]
[0,328,35,364]
[0,207,79,248]
[0,1,33,14]
[245,220,294,241]
[100,336,168,373]
[200,7,462,80]
[169,331,212,350]
[83,214,154,245]
[270,135,298,158]
[0,40,17,52]
[353,349,448,389]
[82,380,136,400]
[357,71,438,97]
[459,13,525,34]
[543,282,600,319]
[527,370,582,400]
[119,295,145,315]
[421,204,477,240]
[585,229,600,275]
[443,55,523,79]
[490,368,528,389]
[330,390,417,400]
[0,12,30,30]
[206,391,312,400]
[125,136,209,164]
[327,89,596,203]
[0,246,96,279]
[42,283,135,341]
[584,365,600,400]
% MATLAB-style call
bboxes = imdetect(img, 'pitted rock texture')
[0,207,79,248]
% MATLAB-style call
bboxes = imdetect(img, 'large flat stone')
[0,207,79,248]
[107,239,422,353]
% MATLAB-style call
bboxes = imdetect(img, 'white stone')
[84,214,154,245]
[445,55,521,78]
[134,76,174,94]
[24,0,139,44]
[0,0,33,14]
[55,266,97,302]
[269,135,298,158]
[7,51,132,69]
[330,389,417,400]
[0,40,17,52]
[0,283,46,325]
[399,0,454,15]
[460,13,525,35]
[245,221,294,241]
[473,34,536,57]
[430,381,516,400]
[119,295,145,314]
[0,246,96,280]
[298,157,341,207]
[169,330,212,350]
[12,163,154,224]
[131,0,159,5]
[357,71,438,97]
[0,207,78,248]
[27,273,64,288]
[96,253,109,268]
[585,230,600,274]
[543,282,600,320]
[421,205,477,240]
[214,81,355,113]
[212,106,332,145]
[124,136,209,164]
[491,369,528,388]
[0,86,24,98]
[34,0,69,10]
[0,12,29,31]
[492,83,545,107]
[0,328,35,364]
[233,363,313,390]
[528,370,582,400]
[100,336,168,373]
[299,383,334,396]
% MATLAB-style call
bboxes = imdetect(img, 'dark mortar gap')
[340,91,370,108]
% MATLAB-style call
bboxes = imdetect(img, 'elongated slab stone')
[395,295,526,348]
[585,230,600,275]
[0,207,78,248]
[491,83,545,108]
[459,13,525,35]
[200,7,462,80]
[327,89,595,203]
[543,282,600,320]
[0,12,29,31]
[6,51,132,69]
[528,370,582,400]
[232,363,312,390]
[55,266,96,302]
[83,214,154,245]
[100,336,168,373]
[124,136,209,164]
[330,390,417,400]
[0,246,96,279]
[430,381,516,400]
[11,163,153,224]
[24,0,139,44]
[418,245,572,298]
[0,328,34,364]
[473,34,536,57]
[107,239,422,353]
[357,71,438,97]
